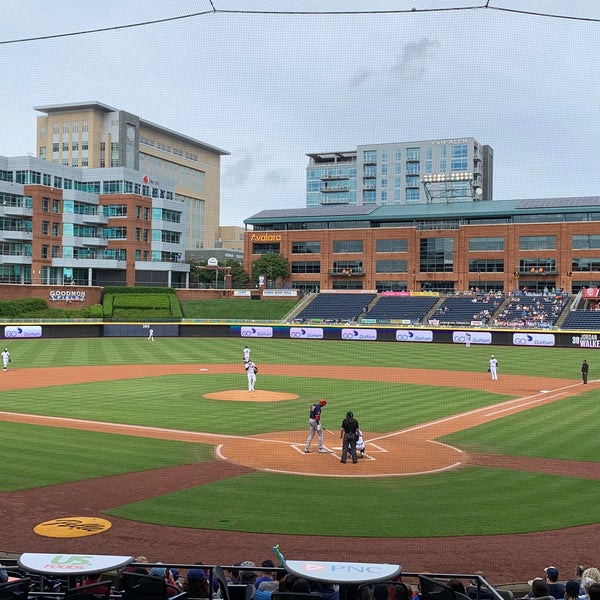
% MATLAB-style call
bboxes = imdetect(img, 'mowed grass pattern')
[1,336,598,536]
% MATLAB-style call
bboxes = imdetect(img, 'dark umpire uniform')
[340,411,359,464]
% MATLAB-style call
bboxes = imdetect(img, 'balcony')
[320,185,349,193]
[517,267,557,276]
[329,268,365,277]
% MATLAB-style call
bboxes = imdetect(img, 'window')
[406,147,420,161]
[135,228,141,242]
[519,259,556,273]
[291,261,321,273]
[376,260,407,273]
[103,204,128,217]
[52,199,60,214]
[52,246,60,258]
[376,239,408,253]
[62,142,69,152]
[519,236,556,250]
[41,245,48,259]
[333,240,363,253]
[292,241,321,254]
[332,260,363,275]
[406,175,420,187]
[406,162,420,175]
[468,259,504,272]
[406,188,420,202]
[52,222,59,237]
[573,234,600,249]
[420,237,454,272]
[103,227,127,240]
[363,150,377,163]
[41,221,49,235]
[252,243,280,254]
[469,237,504,251]
[572,258,600,272]
[376,280,408,292]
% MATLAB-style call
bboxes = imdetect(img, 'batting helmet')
[319,399,327,406]
[346,411,353,418]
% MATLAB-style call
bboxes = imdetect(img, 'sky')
[1,0,600,227]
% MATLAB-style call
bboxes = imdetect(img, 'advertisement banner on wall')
[290,327,324,339]
[4,325,42,338]
[395,330,433,343]
[512,332,556,347]
[241,326,273,338]
[341,328,378,341]
[452,331,492,345]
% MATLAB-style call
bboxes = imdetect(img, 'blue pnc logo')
[512,333,555,347]
[4,325,42,338]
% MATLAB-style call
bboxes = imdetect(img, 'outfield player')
[1,348,10,371]
[305,399,327,453]
[245,360,257,391]
[489,355,498,380]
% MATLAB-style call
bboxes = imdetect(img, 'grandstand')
[293,292,376,323]
[365,294,439,324]
[432,295,503,326]
[495,294,569,328]
[561,309,600,331]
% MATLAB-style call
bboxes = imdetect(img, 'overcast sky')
[1,0,600,226]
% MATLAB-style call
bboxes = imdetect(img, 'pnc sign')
[285,560,401,583]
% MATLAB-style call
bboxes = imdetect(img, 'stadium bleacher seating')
[561,309,600,330]
[294,292,376,323]
[433,295,502,325]
[365,295,439,324]
[495,294,569,328]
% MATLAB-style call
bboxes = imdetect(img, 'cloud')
[391,36,441,81]
[222,150,257,189]
[348,68,377,88]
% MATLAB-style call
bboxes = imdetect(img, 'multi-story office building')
[244,196,600,294]
[35,102,228,250]
[0,155,190,287]
[306,137,493,208]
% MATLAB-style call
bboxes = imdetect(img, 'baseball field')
[1,335,599,583]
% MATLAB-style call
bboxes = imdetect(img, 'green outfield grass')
[0,337,598,537]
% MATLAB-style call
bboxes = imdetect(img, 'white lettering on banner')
[290,327,324,339]
[512,333,555,347]
[431,138,469,145]
[452,331,492,345]
[233,290,251,296]
[49,290,86,302]
[263,290,298,297]
[341,329,377,341]
[241,326,273,338]
[395,330,433,343]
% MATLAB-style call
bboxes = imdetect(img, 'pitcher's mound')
[204,390,299,402]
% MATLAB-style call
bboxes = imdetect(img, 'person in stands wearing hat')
[305,399,328,453]
[340,410,360,464]
[564,580,583,600]
[255,560,277,592]
[149,564,180,597]
[545,567,565,599]
[184,566,210,599]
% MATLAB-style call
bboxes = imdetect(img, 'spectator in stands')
[581,569,600,586]
[448,580,467,595]
[373,584,389,600]
[255,560,276,590]
[184,567,211,599]
[225,563,242,584]
[314,581,339,600]
[280,574,299,592]
[544,567,565,599]
[118,556,148,590]
[564,580,582,600]
[466,572,494,600]
[588,584,600,600]
[0,563,8,584]
[149,564,180,597]
[80,572,111,595]
[239,561,257,599]
[393,583,413,600]
[292,579,311,594]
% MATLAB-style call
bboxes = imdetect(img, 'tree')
[225,258,250,288]
[252,253,290,287]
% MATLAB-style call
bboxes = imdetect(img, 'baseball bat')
[324,427,336,436]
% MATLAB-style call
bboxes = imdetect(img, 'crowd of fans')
[4,557,600,600]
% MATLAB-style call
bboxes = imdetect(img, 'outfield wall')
[2,322,598,349]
